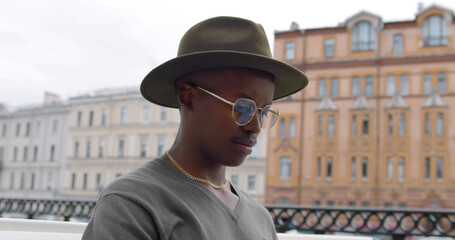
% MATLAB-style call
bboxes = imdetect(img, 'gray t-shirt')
[82,158,278,240]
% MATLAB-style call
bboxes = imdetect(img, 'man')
[82,16,308,239]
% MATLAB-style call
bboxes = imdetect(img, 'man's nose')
[243,111,261,134]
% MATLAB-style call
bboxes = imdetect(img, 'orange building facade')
[266,4,455,208]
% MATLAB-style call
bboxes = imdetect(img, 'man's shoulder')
[100,159,171,198]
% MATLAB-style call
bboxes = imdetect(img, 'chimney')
[290,22,299,31]
[418,2,424,13]
[44,92,61,105]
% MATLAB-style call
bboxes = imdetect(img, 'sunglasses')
[196,86,279,129]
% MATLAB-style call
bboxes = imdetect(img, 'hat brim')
[140,51,309,108]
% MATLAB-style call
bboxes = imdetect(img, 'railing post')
[392,234,405,240]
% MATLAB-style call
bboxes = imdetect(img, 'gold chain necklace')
[165,150,229,189]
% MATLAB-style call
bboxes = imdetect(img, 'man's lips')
[232,137,257,148]
[232,136,257,154]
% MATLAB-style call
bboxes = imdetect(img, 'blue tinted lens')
[233,99,256,125]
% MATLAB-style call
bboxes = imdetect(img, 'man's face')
[190,67,275,167]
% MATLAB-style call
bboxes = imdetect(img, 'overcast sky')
[1,0,454,108]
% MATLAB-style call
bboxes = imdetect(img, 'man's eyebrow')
[234,93,273,107]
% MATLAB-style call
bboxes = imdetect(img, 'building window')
[25,122,30,136]
[50,145,55,161]
[71,173,76,190]
[88,111,94,127]
[362,157,368,178]
[247,175,256,192]
[328,115,334,138]
[159,107,167,122]
[314,200,321,206]
[400,74,409,95]
[74,141,79,158]
[140,138,147,158]
[120,107,128,124]
[1,124,6,138]
[33,146,38,162]
[388,114,393,137]
[277,198,291,205]
[425,113,431,136]
[30,173,35,190]
[96,173,102,190]
[365,76,373,96]
[9,173,14,189]
[327,157,333,179]
[318,78,326,97]
[398,157,405,182]
[16,123,20,137]
[289,117,295,139]
[98,139,105,158]
[77,111,82,127]
[387,157,393,182]
[352,21,375,51]
[52,119,58,133]
[230,174,239,186]
[118,139,125,157]
[425,157,430,180]
[157,137,165,156]
[352,76,360,96]
[438,72,446,93]
[316,157,321,178]
[437,113,444,136]
[285,42,295,60]
[362,114,369,136]
[324,38,334,58]
[85,140,91,159]
[393,34,403,54]
[20,173,25,190]
[0,147,3,161]
[23,147,28,162]
[142,106,150,124]
[83,173,88,190]
[331,77,338,97]
[317,116,322,137]
[351,157,356,179]
[387,74,395,95]
[279,118,285,139]
[399,113,406,137]
[352,115,357,138]
[101,108,108,126]
[47,172,53,190]
[424,73,432,93]
[279,157,291,179]
[423,15,448,46]
[362,202,370,207]
[437,157,443,180]
[13,147,18,162]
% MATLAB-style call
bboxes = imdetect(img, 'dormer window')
[423,15,447,46]
[352,21,375,51]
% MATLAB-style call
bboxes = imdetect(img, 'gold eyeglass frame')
[197,86,280,128]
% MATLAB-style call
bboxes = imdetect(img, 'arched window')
[352,21,375,51]
[423,15,448,46]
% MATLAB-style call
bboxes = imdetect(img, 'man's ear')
[177,84,195,110]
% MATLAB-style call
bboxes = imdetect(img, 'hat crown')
[177,16,272,58]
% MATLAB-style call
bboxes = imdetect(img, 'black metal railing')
[1,198,454,239]
[0,198,95,222]
[266,205,455,240]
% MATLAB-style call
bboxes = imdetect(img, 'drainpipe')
[297,29,306,204]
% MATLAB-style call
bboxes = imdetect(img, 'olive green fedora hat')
[140,16,309,108]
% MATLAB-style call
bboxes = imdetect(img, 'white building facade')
[0,98,69,199]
